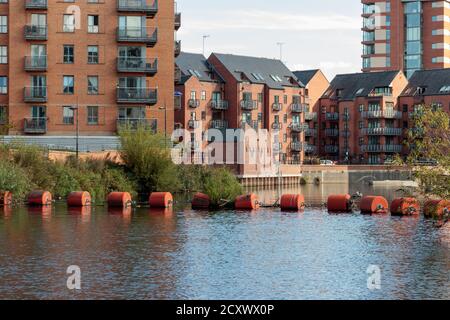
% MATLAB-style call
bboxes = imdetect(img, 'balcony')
[117,58,157,75]
[361,144,402,153]
[117,87,157,104]
[188,120,200,129]
[305,128,317,137]
[304,112,317,121]
[188,99,200,108]
[290,123,309,133]
[175,40,181,57]
[174,66,182,83]
[325,145,339,154]
[24,25,48,40]
[361,110,402,119]
[25,0,48,9]
[117,118,157,131]
[325,128,339,137]
[325,112,339,121]
[210,100,229,110]
[272,103,283,112]
[290,103,305,113]
[361,127,403,136]
[24,56,47,71]
[116,27,157,46]
[174,96,181,110]
[24,118,47,134]
[116,0,158,17]
[341,130,351,138]
[291,142,302,152]
[304,145,317,154]
[210,120,228,130]
[24,87,47,102]
[175,13,181,30]
[240,120,259,130]
[272,122,283,130]
[240,100,258,110]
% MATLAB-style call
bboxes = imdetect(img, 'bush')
[202,167,243,208]
[0,160,32,203]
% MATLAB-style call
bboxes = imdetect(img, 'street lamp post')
[159,102,167,147]
[70,105,79,161]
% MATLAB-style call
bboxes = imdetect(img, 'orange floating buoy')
[28,191,52,206]
[235,194,259,210]
[390,198,420,216]
[107,192,132,208]
[149,192,173,208]
[280,194,305,211]
[192,193,210,210]
[327,194,351,212]
[424,200,450,219]
[0,191,12,206]
[67,191,92,207]
[360,196,389,214]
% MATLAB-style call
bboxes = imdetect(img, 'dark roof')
[211,53,303,89]
[401,68,450,96]
[322,71,400,100]
[176,52,217,84]
[293,70,320,86]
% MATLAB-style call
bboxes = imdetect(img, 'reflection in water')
[0,184,448,300]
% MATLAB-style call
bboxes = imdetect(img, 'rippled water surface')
[0,184,449,300]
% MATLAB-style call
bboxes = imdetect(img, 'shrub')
[0,160,32,203]
[202,167,243,208]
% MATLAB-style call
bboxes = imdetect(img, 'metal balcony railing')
[174,66,182,83]
[116,27,157,46]
[325,145,339,154]
[175,12,181,30]
[361,110,402,119]
[361,127,403,136]
[291,142,303,152]
[175,40,181,57]
[272,103,283,112]
[24,25,48,40]
[25,0,48,9]
[116,87,157,104]
[304,145,317,153]
[240,100,258,110]
[290,103,304,113]
[325,128,339,137]
[325,112,339,121]
[188,99,200,108]
[304,112,317,121]
[24,56,47,71]
[210,120,228,130]
[188,120,200,129]
[210,100,229,110]
[24,86,47,102]
[290,123,309,132]
[272,122,282,130]
[24,118,47,134]
[116,0,158,16]
[117,57,157,75]
[240,120,259,130]
[305,128,317,137]
[361,144,402,153]
[117,118,157,131]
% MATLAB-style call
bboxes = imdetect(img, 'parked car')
[320,160,336,166]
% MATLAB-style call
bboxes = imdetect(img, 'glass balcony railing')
[117,57,157,74]
[25,0,48,9]
[116,87,157,104]
[24,25,48,40]
[24,56,47,71]
[24,86,47,102]
[24,117,47,134]
[116,0,158,16]
[116,27,157,46]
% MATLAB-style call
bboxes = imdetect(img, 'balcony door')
[292,114,300,124]
[212,92,221,101]
[31,75,46,96]
[31,106,46,119]
[30,45,46,67]
[119,77,144,89]
[119,16,144,37]
[31,14,46,26]
[118,107,145,120]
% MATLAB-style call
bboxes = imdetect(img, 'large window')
[0,46,7,64]
[0,76,7,94]
[87,106,99,125]
[63,76,74,94]
[0,16,7,33]
[63,14,75,32]
[87,46,99,64]
[87,76,98,95]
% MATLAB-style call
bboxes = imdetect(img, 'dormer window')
[415,86,426,95]
[370,86,393,96]
[336,89,343,97]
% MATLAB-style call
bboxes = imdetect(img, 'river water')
[0,184,449,300]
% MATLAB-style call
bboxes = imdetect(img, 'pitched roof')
[322,71,400,100]
[293,69,320,86]
[210,53,304,89]
[401,68,450,96]
[176,52,217,84]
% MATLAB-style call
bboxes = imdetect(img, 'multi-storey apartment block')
[362,0,450,77]
[319,71,409,164]
[0,0,179,137]
[175,52,307,166]
[292,70,330,157]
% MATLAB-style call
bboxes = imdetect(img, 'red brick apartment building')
[292,70,330,158]
[318,71,409,164]
[175,52,308,165]
[0,0,180,137]
[362,0,450,77]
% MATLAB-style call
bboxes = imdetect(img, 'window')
[87,46,99,64]
[201,90,206,100]
[63,45,74,63]
[63,14,75,32]
[0,106,6,124]
[88,15,99,33]
[63,76,74,94]
[87,76,98,95]
[63,106,74,125]
[0,76,7,94]
[257,93,263,103]
[0,46,6,64]
[0,16,7,33]
[87,106,99,125]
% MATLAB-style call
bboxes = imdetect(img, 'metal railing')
[272,103,283,112]
[305,128,317,137]
[272,122,282,130]
[188,120,200,129]
[325,145,339,153]
[25,0,48,9]
[290,123,309,132]
[325,112,339,121]
[24,56,47,71]
[24,118,47,134]
[24,86,47,102]
[188,99,200,108]
[175,40,181,56]
[361,144,402,153]
[116,27,158,45]
[304,145,317,153]
[210,100,229,110]
[117,58,157,74]
[117,118,157,131]
[304,112,317,121]
[290,103,304,113]
[116,87,157,104]
[240,100,258,110]
[175,13,181,30]
[117,0,158,15]
[210,120,228,130]
[24,25,48,40]
[361,127,403,136]
[325,128,339,137]
[290,142,303,152]
[361,110,402,119]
